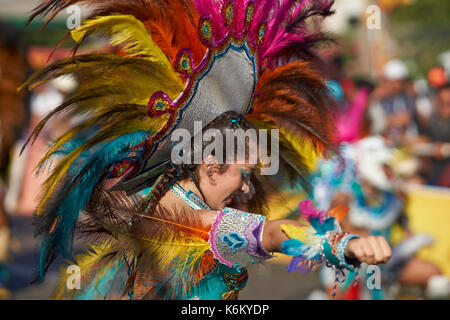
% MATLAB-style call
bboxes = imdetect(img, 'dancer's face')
[198,161,257,210]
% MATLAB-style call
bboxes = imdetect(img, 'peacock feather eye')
[245,2,254,27]
[199,18,213,46]
[257,23,265,45]
[147,90,178,118]
[175,50,194,75]
[224,2,234,27]
[111,161,133,178]
[154,98,169,110]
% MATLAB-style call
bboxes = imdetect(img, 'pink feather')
[248,0,275,46]
[231,0,247,38]
[192,0,228,45]
[251,0,334,69]
[298,199,326,223]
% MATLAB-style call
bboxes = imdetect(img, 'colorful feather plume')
[247,60,337,191]
[54,185,213,299]
[281,199,347,274]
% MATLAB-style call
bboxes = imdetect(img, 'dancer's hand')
[345,236,392,265]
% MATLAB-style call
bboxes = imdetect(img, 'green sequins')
[257,23,265,45]
[175,51,194,74]
[154,98,169,110]
[245,2,254,27]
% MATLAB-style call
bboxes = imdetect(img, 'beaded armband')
[321,231,360,272]
[280,200,360,273]
[208,207,274,269]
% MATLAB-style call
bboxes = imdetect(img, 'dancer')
[23,0,391,300]
[311,136,445,299]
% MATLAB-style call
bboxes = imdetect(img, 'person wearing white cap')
[368,59,420,147]
[383,59,409,81]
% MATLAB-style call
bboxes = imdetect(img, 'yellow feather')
[135,233,211,274]
[53,241,120,299]
[35,106,172,215]
[281,223,322,247]
[72,15,168,64]
[280,128,319,171]
[71,14,183,98]
[281,224,308,243]
[54,235,210,299]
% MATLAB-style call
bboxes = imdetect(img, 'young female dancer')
[23,0,391,299]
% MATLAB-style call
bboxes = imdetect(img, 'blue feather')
[309,216,336,235]
[37,130,151,279]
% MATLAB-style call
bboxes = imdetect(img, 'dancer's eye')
[240,168,250,181]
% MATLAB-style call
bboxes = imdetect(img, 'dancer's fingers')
[360,239,376,265]
[347,238,364,260]
[367,236,384,264]
[376,236,392,263]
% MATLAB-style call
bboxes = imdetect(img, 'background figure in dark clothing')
[424,84,450,187]
[377,60,420,147]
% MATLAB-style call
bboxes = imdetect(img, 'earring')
[206,155,219,177]
[205,155,216,165]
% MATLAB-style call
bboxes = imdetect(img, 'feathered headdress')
[22,0,338,289]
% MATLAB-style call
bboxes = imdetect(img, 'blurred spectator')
[323,51,374,144]
[334,78,372,143]
[311,137,445,300]
[368,60,420,147]
[427,66,448,89]
[422,84,450,187]
[414,79,434,131]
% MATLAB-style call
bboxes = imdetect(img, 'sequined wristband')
[208,207,274,269]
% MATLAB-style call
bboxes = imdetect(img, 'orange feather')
[327,205,349,222]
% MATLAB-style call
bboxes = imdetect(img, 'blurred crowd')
[326,56,450,188]
[308,51,450,300]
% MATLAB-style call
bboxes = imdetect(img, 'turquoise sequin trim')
[322,235,359,272]
[170,183,210,210]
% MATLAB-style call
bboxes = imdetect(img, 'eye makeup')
[240,168,250,181]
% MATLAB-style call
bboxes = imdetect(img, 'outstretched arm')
[263,218,392,265]
[198,204,392,268]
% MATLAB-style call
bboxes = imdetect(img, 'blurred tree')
[6,18,73,48]
[389,0,450,76]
